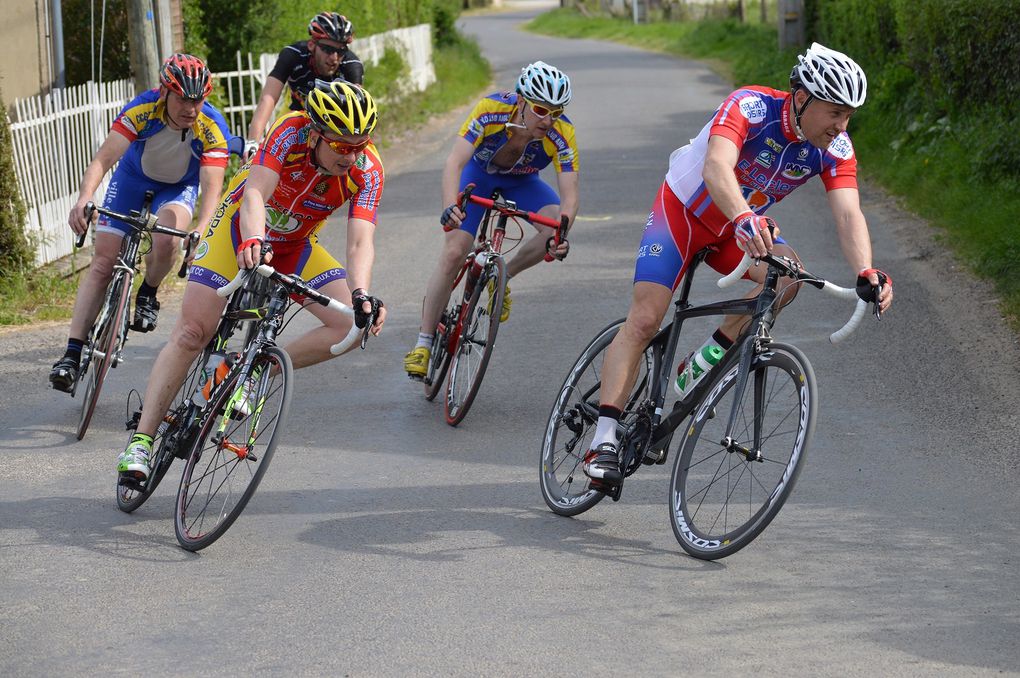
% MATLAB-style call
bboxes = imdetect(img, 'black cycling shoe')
[49,355,80,393]
[583,442,623,486]
[131,294,160,333]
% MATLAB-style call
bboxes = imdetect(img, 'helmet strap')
[791,88,814,141]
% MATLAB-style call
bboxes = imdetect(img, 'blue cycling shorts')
[455,162,560,237]
[95,166,198,237]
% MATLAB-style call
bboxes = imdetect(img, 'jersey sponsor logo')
[557,148,576,166]
[649,243,663,257]
[797,147,810,160]
[290,171,304,181]
[356,153,375,171]
[265,207,303,234]
[737,159,793,195]
[467,119,484,140]
[637,244,648,258]
[302,198,332,211]
[193,240,209,261]
[765,137,783,153]
[827,133,854,160]
[307,267,345,289]
[755,150,774,168]
[781,162,810,180]
[313,180,331,195]
[738,95,767,124]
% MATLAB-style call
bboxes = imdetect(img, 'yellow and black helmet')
[305,79,378,137]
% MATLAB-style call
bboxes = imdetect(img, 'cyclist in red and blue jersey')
[403,61,579,378]
[117,79,386,482]
[583,43,895,486]
[50,54,230,394]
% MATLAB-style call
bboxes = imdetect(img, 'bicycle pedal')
[117,475,146,492]
[590,479,623,501]
[642,448,667,465]
[407,373,425,383]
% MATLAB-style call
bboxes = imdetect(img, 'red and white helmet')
[159,53,212,100]
[790,43,867,108]
[308,12,354,45]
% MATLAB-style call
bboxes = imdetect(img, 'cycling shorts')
[634,180,786,291]
[188,198,345,292]
[455,161,559,237]
[95,167,197,237]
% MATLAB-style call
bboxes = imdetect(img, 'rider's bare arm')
[245,76,286,147]
[442,138,476,217]
[69,132,132,233]
[556,170,579,226]
[827,187,892,310]
[193,164,227,235]
[344,217,376,295]
[702,135,751,222]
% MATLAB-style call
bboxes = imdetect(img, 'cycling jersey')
[189,110,384,291]
[458,91,579,176]
[110,88,230,185]
[269,41,365,111]
[665,86,857,235]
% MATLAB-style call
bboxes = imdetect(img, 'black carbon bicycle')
[540,249,883,560]
[72,192,199,439]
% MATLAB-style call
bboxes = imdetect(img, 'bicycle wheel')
[116,352,208,513]
[443,256,506,426]
[76,273,130,440]
[174,345,293,551]
[540,320,657,516]
[669,341,816,560]
[424,304,453,402]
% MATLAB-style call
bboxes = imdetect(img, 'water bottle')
[192,351,232,406]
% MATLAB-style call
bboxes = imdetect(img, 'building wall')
[0,0,51,105]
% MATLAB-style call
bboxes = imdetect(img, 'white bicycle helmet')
[790,42,867,108]
[516,61,572,107]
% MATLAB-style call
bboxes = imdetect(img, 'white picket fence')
[7,24,436,266]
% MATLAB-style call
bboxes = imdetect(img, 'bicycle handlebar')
[718,252,871,344]
[457,183,568,261]
[216,265,364,355]
[79,201,201,277]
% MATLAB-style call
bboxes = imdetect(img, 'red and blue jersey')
[665,86,857,235]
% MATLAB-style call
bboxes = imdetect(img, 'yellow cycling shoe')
[404,346,430,378]
[487,281,511,323]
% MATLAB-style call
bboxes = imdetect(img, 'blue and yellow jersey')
[457,91,579,176]
[110,88,230,185]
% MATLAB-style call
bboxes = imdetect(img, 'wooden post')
[127,0,160,93]
[778,0,805,50]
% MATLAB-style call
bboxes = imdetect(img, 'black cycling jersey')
[269,41,365,111]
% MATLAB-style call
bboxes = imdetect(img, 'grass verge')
[526,9,1020,330]
[0,34,491,327]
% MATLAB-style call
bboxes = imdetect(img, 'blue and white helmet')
[516,61,572,107]
[790,43,867,108]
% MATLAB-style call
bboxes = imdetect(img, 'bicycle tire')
[540,320,657,516]
[669,341,816,560]
[116,352,208,513]
[76,273,130,440]
[174,345,293,551]
[424,311,452,402]
[444,256,506,426]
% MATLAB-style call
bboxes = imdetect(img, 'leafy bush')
[0,88,31,272]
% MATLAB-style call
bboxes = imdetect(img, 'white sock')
[415,332,432,349]
[592,416,619,448]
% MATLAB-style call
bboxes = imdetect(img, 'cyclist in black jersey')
[243,12,364,160]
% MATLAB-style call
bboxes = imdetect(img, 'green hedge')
[0,88,31,272]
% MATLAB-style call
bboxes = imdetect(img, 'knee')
[171,317,211,353]
[439,241,470,273]
[623,310,661,344]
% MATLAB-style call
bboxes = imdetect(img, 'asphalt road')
[2,4,1018,676]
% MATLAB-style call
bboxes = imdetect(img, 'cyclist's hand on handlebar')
[733,212,778,259]
[440,203,466,232]
[68,199,95,235]
[236,236,269,270]
[242,138,260,163]
[351,288,386,335]
[857,268,893,315]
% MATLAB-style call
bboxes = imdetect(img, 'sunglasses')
[319,135,371,155]
[525,99,564,120]
[315,43,346,56]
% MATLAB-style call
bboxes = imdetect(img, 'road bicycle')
[117,256,370,551]
[540,249,883,560]
[72,192,200,440]
[418,184,568,426]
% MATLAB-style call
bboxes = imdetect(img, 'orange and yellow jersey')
[458,91,579,176]
[110,88,230,184]
[226,111,384,244]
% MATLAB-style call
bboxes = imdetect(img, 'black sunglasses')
[316,43,346,56]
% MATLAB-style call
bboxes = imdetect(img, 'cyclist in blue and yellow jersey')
[243,11,364,161]
[50,54,230,393]
[403,61,579,378]
[582,43,894,487]
[116,79,387,482]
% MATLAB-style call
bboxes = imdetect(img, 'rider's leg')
[505,203,561,277]
[134,282,226,437]
[419,229,476,339]
[66,231,125,341]
[282,277,358,367]
[140,203,193,287]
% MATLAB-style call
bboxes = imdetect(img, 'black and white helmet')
[516,61,572,107]
[308,12,354,45]
[790,43,867,108]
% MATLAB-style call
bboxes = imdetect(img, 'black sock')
[138,281,158,299]
[598,404,622,421]
[64,338,85,361]
[712,328,734,350]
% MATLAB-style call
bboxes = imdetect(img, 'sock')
[415,332,432,349]
[65,338,85,361]
[130,432,154,449]
[592,405,622,448]
[138,281,158,299]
